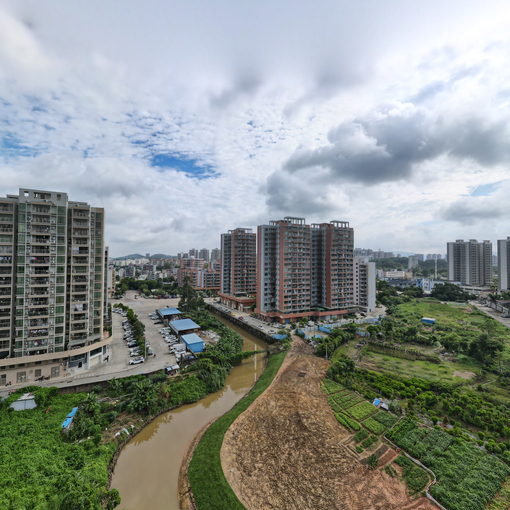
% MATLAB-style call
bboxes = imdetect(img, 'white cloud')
[1,1,510,255]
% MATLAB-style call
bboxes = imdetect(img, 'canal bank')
[110,313,269,510]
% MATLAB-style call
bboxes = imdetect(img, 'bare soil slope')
[221,339,437,510]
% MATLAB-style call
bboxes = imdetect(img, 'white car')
[129,356,145,365]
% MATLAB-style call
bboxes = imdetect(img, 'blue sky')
[1,1,510,256]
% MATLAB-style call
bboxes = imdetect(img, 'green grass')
[360,350,476,383]
[188,351,286,510]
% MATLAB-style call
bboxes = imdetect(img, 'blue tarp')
[319,326,332,334]
[181,333,205,353]
[373,398,381,407]
[365,318,380,324]
[272,334,287,341]
[61,417,73,429]
[66,407,78,418]
[170,318,200,333]
[421,317,436,325]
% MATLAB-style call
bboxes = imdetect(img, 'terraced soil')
[221,338,437,510]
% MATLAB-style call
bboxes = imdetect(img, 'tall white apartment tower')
[447,239,492,286]
[0,189,107,386]
[498,237,510,291]
[354,257,376,312]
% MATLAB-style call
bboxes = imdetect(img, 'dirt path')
[221,338,437,510]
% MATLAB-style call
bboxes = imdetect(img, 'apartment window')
[16,371,27,383]
[51,366,60,378]
[0,374,6,386]
[34,369,42,378]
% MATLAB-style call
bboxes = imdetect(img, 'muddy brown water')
[110,316,268,509]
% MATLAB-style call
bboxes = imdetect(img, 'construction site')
[221,338,437,510]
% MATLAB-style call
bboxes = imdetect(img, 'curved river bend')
[110,316,267,509]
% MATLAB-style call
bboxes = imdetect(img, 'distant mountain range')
[113,253,174,260]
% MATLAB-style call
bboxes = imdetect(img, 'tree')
[469,333,504,365]
[431,282,472,302]
[367,453,379,469]
[179,276,204,312]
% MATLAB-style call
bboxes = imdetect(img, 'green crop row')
[363,417,387,435]
[335,412,361,431]
[395,455,429,493]
[347,401,377,421]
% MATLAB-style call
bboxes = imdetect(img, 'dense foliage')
[431,282,473,302]
[0,388,118,509]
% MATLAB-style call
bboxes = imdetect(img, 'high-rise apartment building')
[210,248,221,264]
[219,228,256,311]
[256,217,355,322]
[447,239,492,286]
[354,257,376,312]
[199,248,210,263]
[311,221,354,311]
[0,189,108,386]
[498,237,510,291]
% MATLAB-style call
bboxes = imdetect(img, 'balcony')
[29,319,49,328]
[30,278,50,286]
[27,328,50,338]
[28,308,49,317]
[25,339,49,349]
[0,277,11,286]
[28,298,49,306]
[0,320,10,328]
[72,295,87,302]
[72,276,88,283]
[0,227,13,233]
[29,257,51,265]
[0,289,11,296]
[29,268,50,275]
[71,313,87,321]
[0,256,13,265]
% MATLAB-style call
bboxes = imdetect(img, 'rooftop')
[170,318,200,332]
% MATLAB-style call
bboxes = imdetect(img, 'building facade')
[447,239,492,286]
[354,257,376,312]
[0,188,108,386]
[498,237,510,291]
[256,217,356,322]
[219,228,256,311]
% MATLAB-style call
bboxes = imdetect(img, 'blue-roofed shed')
[421,317,436,325]
[170,318,201,335]
[181,333,205,353]
[373,398,381,407]
[157,307,182,318]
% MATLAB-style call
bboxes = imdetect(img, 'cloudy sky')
[1,1,510,256]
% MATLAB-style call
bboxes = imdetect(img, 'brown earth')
[453,370,476,380]
[221,338,438,510]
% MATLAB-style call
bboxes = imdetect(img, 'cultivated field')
[221,338,436,510]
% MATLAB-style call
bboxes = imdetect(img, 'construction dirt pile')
[221,338,437,510]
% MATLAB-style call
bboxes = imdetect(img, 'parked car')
[129,356,145,365]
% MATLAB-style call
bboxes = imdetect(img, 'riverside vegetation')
[0,284,265,509]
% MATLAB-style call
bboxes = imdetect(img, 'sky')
[1,1,510,257]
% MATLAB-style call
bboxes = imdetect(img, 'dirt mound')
[221,338,437,510]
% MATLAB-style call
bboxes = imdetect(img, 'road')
[470,301,510,330]
[0,292,178,397]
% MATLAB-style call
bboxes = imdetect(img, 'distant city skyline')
[2,1,510,255]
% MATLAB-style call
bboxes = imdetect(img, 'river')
[110,316,268,510]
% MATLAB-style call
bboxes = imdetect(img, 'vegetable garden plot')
[388,418,510,510]
[347,402,377,421]
[363,417,386,435]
